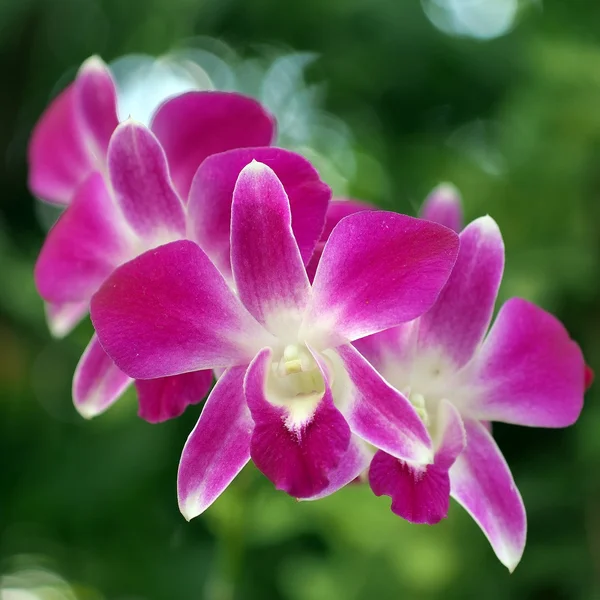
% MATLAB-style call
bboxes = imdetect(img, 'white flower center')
[266,344,328,427]
[381,348,473,434]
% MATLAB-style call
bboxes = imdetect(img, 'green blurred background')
[1,0,600,598]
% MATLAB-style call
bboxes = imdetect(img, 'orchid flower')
[34,111,330,422]
[28,56,274,208]
[29,56,276,339]
[354,213,585,571]
[90,160,459,518]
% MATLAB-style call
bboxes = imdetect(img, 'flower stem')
[205,468,254,600]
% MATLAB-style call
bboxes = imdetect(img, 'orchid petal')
[28,57,117,205]
[368,400,465,524]
[305,436,372,500]
[353,322,418,373]
[28,82,89,204]
[135,370,213,423]
[151,91,275,198]
[307,212,459,344]
[369,451,449,524]
[306,198,375,282]
[419,183,463,232]
[334,344,433,463]
[91,240,273,379]
[34,172,131,304]
[417,216,504,369]
[245,348,351,498]
[585,363,594,390]
[75,56,119,161]
[231,161,310,336]
[189,147,330,278]
[468,298,585,427]
[108,121,186,240]
[73,334,132,418]
[319,198,376,243]
[433,400,467,469]
[45,300,89,338]
[449,419,526,572]
[178,366,251,520]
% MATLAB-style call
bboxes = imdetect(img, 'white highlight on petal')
[45,301,88,338]
[476,214,500,234]
[181,493,201,523]
[430,182,461,204]
[80,54,109,74]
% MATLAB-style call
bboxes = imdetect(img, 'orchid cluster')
[30,56,590,573]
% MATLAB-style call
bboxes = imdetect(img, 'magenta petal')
[469,298,585,427]
[91,240,272,379]
[585,364,594,390]
[245,348,351,498]
[353,322,418,374]
[108,121,186,239]
[369,400,465,525]
[308,212,459,343]
[306,436,372,500]
[45,300,89,338]
[419,183,463,232]
[335,344,432,463]
[28,83,89,205]
[306,198,376,282]
[369,451,450,524]
[178,366,251,520]
[417,216,504,369]
[73,334,132,418]
[34,172,131,304]
[433,400,467,469]
[151,91,276,198]
[75,56,119,160]
[28,57,117,205]
[449,419,526,572]
[320,198,376,242]
[189,146,331,277]
[135,370,213,424]
[231,161,310,332]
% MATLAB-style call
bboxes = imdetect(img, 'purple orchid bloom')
[29,56,276,338]
[28,56,274,207]
[34,111,330,423]
[355,214,585,571]
[421,182,594,392]
[90,160,459,518]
